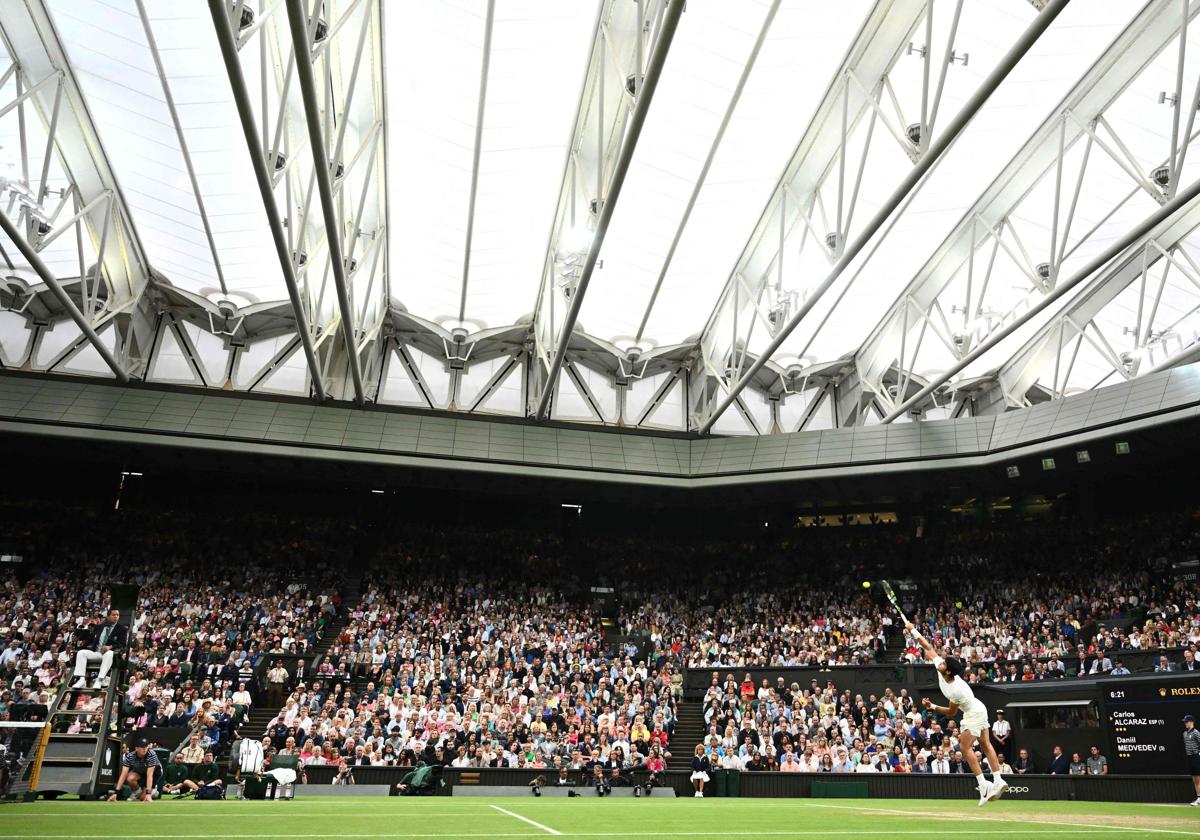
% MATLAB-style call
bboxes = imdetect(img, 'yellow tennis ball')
[862,581,872,589]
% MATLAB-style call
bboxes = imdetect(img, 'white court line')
[489,804,563,835]
[5,812,495,818]
[804,802,1198,835]
[0,831,1163,839]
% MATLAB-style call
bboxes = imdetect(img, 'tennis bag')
[196,784,225,800]
[241,775,269,800]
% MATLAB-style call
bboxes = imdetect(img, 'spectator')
[232,682,252,707]
[178,731,204,764]
[1182,651,1198,673]
[1014,748,1035,775]
[1156,655,1176,673]
[1047,745,1070,775]
[1086,745,1108,776]
[1111,660,1131,676]
[1069,752,1087,775]
[1089,652,1114,675]
[0,640,21,670]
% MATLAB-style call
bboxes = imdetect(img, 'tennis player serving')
[904,617,1008,805]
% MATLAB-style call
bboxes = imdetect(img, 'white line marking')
[4,812,494,818]
[0,833,1145,839]
[804,802,1197,835]
[489,804,563,835]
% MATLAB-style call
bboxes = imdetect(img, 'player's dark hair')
[943,657,966,679]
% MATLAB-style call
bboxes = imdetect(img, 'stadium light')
[1075,450,1090,464]
[1115,441,1131,454]
[1041,457,1056,471]
[1005,465,1020,479]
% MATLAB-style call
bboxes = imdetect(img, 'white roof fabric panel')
[47,0,285,303]
[387,1,594,332]
[582,0,783,347]
[460,1,597,329]
[386,0,486,327]
[593,0,874,348]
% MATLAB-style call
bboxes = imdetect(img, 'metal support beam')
[689,1,928,433]
[208,0,327,402]
[0,208,126,382]
[633,0,783,341]
[697,0,1069,434]
[883,174,1200,422]
[532,0,684,421]
[992,199,1200,405]
[0,1,151,309]
[857,0,1200,410]
[284,0,366,405]
[457,0,496,324]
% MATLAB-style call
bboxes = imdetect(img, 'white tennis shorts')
[690,771,710,783]
[960,699,990,737]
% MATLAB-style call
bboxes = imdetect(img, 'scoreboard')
[1102,674,1200,774]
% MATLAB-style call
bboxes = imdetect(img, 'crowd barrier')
[296,766,1195,802]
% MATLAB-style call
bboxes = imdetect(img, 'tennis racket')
[879,579,908,624]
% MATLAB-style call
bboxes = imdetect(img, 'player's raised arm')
[904,620,937,661]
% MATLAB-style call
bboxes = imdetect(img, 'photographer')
[332,762,355,785]
[590,763,610,797]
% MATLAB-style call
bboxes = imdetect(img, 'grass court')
[0,796,1197,840]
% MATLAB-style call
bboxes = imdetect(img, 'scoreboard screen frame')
[1101,674,1200,774]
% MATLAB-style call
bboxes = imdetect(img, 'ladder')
[35,681,122,797]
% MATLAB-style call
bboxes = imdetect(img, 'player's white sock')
[975,774,986,788]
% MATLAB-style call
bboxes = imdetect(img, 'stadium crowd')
[0,503,344,740]
[1,500,1197,778]
[258,567,679,774]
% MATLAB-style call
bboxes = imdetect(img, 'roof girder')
[528,0,681,421]
[854,0,1200,416]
